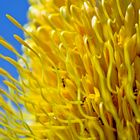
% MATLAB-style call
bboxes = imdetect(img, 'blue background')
[0,0,29,89]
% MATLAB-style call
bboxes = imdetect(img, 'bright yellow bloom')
[1,0,140,139]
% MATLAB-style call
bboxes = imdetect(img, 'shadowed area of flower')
[0,0,140,139]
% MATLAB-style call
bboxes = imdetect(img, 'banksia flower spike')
[1,0,140,139]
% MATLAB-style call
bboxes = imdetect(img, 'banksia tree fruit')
[1,0,140,139]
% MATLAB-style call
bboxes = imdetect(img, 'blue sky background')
[0,0,29,89]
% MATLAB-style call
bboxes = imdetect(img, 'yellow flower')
[1,0,140,139]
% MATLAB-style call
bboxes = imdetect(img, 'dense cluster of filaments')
[0,0,140,139]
